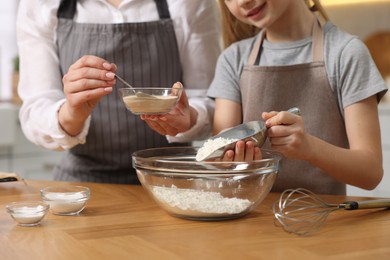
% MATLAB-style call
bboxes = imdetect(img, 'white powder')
[151,185,252,217]
[11,206,46,225]
[44,192,87,215]
[123,95,178,114]
[196,137,238,161]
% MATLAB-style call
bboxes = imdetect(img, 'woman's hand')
[59,55,117,136]
[140,82,197,136]
[262,109,309,160]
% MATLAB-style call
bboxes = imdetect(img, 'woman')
[16,0,220,184]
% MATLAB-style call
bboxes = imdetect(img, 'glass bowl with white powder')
[6,201,49,226]
[118,87,182,115]
[40,186,90,216]
[132,147,281,221]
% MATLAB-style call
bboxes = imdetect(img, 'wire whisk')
[272,188,390,236]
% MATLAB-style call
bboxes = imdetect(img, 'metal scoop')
[197,107,300,161]
[115,74,156,98]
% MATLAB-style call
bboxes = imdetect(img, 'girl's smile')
[246,2,266,21]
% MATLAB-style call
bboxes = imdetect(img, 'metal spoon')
[197,107,301,161]
[115,74,156,98]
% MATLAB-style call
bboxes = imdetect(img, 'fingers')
[172,81,183,92]
[143,119,168,136]
[68,55,116,72]
[253,146,262,160]
[172,82,188,115]
[264,110,300,127]
[66,87,113,108]
[64,55,116,91]
[221,141,261,162]
[264,109,305,158]
[63,55,118,106]
[63,69,115,91]
[262,111,278,121]
[142,117,180,136]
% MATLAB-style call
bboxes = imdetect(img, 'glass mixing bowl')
[132,147,282,221]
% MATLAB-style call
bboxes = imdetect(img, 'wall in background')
[325,2,390,39]
[0,1,18,101]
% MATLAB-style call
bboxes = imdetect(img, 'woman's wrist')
[58,103,88,137]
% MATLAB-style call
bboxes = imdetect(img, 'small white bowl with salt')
[40,186,90,216]
[6,201,49,226]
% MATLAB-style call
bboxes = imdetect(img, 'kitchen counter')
[1,180,389,259]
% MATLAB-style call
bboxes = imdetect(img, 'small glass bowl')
[40,186,90,216]
[6,201,49,226]
[118,87,182,115]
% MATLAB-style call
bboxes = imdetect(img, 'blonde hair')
[218,0,330,49]
[306,0,330,22]
[217,0,260,49]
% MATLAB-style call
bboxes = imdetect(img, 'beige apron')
[240,19,348,194]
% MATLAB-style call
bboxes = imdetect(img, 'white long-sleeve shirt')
[16,0,220,150]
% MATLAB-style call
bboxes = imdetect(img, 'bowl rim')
[40,185,90,196]
[132,146,282,175]
[119,87,182,90]
[6,201,50,213]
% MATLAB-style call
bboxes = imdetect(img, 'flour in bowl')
[151,185,252,217]
[196,137,238,161]
[123,95,178,114]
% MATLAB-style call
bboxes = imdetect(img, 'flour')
[151,185,252,217]
[43,192,88,215]
[196,137,238,161]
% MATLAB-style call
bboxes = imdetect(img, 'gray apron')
[54,0,186,184]
[240,19,348,194]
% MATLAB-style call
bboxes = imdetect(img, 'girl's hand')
[218,140,262,162]
[262,110,309,160]
[59,55,117,136]
[140,82,196,136]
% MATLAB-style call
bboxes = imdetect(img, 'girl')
[206,0,387,194]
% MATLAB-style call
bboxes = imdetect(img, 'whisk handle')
[342,199,390,210]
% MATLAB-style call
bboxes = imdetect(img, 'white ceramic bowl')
[132,147,281,221]
[6,201,49,226]
[118,87,182,115]
[40,186,90,216]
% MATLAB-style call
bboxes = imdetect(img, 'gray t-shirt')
[207,22,388,116]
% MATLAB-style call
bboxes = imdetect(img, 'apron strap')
[154,0,171,19]
[247,30,265,66]
[312,18,324,62]
[57,0,171,20]
[57,0,77,19]
[246,16,324,65]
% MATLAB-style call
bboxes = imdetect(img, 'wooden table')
[1,180,389,259]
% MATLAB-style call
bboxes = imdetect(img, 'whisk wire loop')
[272,187,390,236]
[272,188,340,236]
